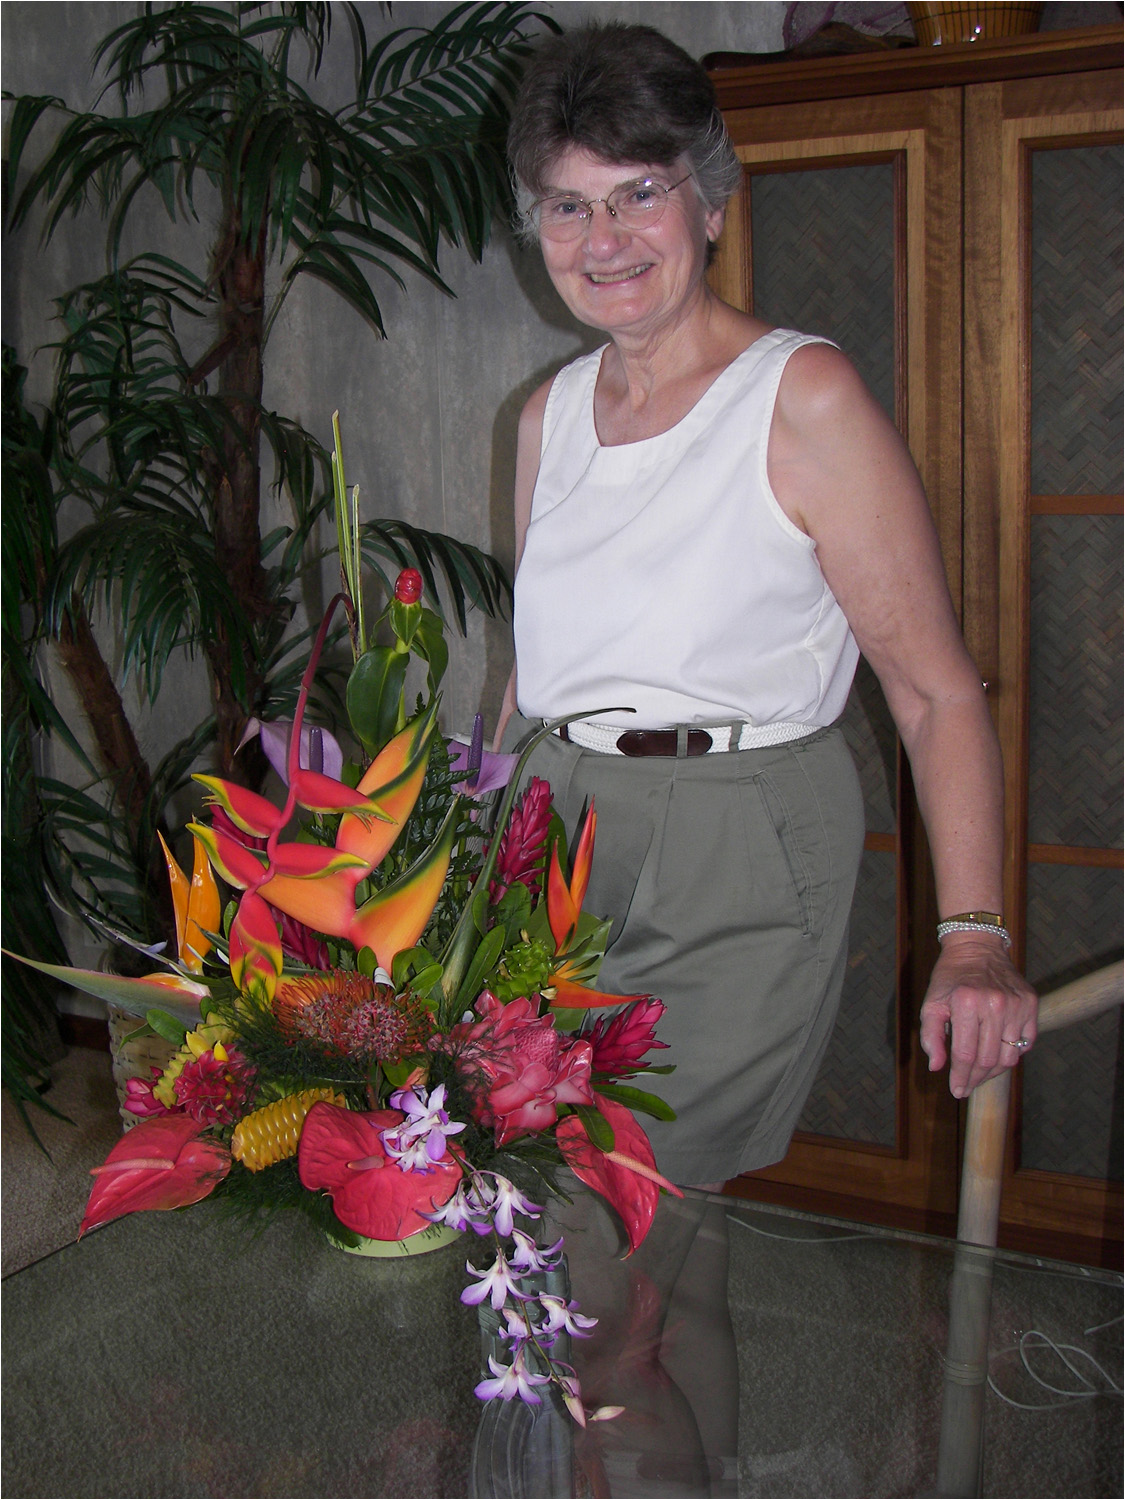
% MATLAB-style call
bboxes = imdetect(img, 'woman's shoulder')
[773,338,873,427]
[520,344,606,433]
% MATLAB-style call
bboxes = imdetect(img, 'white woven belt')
[553,719,815,755]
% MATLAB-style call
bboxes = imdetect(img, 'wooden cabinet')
[709,26,1123,1267]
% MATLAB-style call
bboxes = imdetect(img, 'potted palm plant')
[2,1,551,1102]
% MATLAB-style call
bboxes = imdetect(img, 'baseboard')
[58,1014,111,1051]
[721,1172,1122,1271]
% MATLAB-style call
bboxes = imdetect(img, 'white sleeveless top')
[513,328,859,735]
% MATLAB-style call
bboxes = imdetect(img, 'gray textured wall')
[1,2,781,998]
[2,1,782,753]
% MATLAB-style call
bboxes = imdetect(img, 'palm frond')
[360,518,512,633]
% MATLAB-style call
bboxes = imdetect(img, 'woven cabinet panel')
[750,162,896,420]
[1030,144,1124,496]
[1028,514,1123,847]
[839,659,897,836]
[798,848,897,1145]
[1022,863,1124,1179]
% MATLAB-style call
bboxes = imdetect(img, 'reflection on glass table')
[2,1185,1120,1498]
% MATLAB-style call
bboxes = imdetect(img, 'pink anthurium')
[556,1095,681,1254]
[80,1114,231,1235]
[298,1103,462,1240]
[447,714,517,797]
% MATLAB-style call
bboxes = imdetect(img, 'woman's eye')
[546,198,584,221]
[629,184,661,206]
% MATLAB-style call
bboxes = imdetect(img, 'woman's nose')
[582,201,629,254]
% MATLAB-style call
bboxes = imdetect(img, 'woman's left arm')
[769,343,1037,1098]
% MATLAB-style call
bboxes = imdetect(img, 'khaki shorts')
[503,714,865,1184]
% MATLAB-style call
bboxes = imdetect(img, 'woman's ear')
[705,202,726,245]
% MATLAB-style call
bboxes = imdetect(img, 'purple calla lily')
[448,713,517,796]
[239,718,344,785]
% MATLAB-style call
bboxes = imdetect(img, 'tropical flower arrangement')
[11,425,677,1427]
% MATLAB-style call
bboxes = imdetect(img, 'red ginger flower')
[489,776,552,904]
[446,991,594,1146]
[394,568,423,603]
[587,997,669,1075]
[173,1045,256,1125]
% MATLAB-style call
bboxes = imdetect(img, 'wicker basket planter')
[106,1005,178,1130]
[907,3,1042,46]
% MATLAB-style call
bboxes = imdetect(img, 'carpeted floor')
[2,1045,123,1277]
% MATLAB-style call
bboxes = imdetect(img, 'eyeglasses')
[531,175,692,242]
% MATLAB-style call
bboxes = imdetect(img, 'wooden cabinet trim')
[709,25,1123,110]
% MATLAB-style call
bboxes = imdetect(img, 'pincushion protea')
[273,970,432,1064]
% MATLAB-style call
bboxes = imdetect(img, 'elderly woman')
[496,23,1036,1190]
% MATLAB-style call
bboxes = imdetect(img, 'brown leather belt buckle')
[617,728,712,757]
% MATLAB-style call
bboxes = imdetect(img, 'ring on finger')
[1001,1036,1032,1049]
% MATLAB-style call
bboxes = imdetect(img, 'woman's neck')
[594,294,769,445]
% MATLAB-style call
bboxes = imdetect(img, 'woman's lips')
[584,265,651,285]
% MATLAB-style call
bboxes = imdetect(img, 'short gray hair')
[507,23,742,244]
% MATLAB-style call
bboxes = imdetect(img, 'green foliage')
[6,1,549,332]
[1,2,544,1107]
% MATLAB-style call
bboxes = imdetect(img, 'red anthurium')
[80,1115,231,1235]
[556,1095,681,1255]
[298,1103,461,1240]
[228,892,284,1002]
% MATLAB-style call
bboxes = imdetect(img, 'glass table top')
[2,1184,1120,1497]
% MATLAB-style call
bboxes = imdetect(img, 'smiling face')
[536,147,725,343]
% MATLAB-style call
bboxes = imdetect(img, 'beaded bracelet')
[937,917,1012,948]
